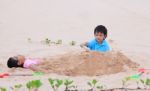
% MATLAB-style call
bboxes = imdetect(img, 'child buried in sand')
[80,25,110,52]
[7,55,47,73]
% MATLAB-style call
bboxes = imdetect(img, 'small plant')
[140,78,150,89]
[64,79,75,91]
[10,84,22,91]
[48,78,63,91]
[56,40,62,45]
[40,38,51,46]
[122,75,141,89]
[69,41,76,46]
[26,80,42,91]
[45,38,51,45]
[87,79,103,91]
[0,87,7,91]
[27,38,32,43]
[122,76,131,88]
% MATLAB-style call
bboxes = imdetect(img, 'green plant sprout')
[56,40,62,45]
[48,78,63,91]
[26,80,42,91]
[27,38,32,43]
[140,78,150,89]
[87,79,103,91]
[64,79,75,91]
[69,41,76,46]
[122,75,141,89]
[0,87,6,91]
[10,84,22,91]
[45,38,51,46]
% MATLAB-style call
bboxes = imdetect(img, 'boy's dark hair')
[7,57,22,68]
[94,25,107,38]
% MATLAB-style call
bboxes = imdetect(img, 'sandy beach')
[0,0,150,90]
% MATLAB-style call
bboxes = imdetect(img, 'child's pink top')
[23,59,38,68]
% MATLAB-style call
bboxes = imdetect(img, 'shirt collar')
[95,39,106,45]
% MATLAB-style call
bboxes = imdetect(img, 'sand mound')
[41,51,139,76]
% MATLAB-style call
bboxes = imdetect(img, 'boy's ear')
[103,35,107,40]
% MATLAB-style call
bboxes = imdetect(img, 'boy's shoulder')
[88,39,108,44]
[102,40,109,45]
[88,39,97,43]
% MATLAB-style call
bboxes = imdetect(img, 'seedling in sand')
[64,79,75,91]
[140,78,150,89]
[26,80,42,91]
[56,40,62,45]
[122,76,131,88]
[87,79,103,91]
[48,78,63,91]
[122,75,141,89]
[10,84,22,91]
[45,38,51,45]
[27,38,32,43]
[0,87,6,91]
[70,41,76,46]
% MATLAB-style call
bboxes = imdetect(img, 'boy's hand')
[80,44,90,52]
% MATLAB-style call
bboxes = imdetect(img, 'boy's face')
[94,32,106,43]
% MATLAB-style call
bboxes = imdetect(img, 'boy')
[80,25,110,52]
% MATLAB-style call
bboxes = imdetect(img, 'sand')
[40,51,139,76]
[0,0,150,90]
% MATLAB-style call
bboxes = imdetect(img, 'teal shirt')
[87,39,110,52]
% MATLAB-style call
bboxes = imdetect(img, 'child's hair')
[7,57,23,68]
[94,25,107,38]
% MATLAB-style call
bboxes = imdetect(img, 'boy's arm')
[80,42,90,51]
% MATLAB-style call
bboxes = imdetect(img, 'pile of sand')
[41,51,139,76]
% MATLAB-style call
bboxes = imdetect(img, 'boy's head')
[94,25,107,43]
[7,55,25,68]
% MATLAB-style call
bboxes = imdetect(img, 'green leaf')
[26,80,42,90]
[48,78,55,88]
[26,81,32,90]
[97,85,103,89]
[0,87,7,91]
[34,80,42,88]
[14,84,22,88]
[125,76,131,81]
[64,79,74,89]
[68,80,73,85]
[56,79,63,87]
[56,40,62,44]
[70,41,76,46]
[146,78,150,85]
[48,78,55,85]
[87,82,92,87]
[92,79,97,85]
[45,38,51,44]
[64,79,70,86]
[140,79,145,84]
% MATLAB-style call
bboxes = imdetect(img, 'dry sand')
[0,0,150,90]
[40,51,139,76]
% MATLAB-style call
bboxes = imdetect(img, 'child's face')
[14,55,25,65]
[94,32,106,43]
